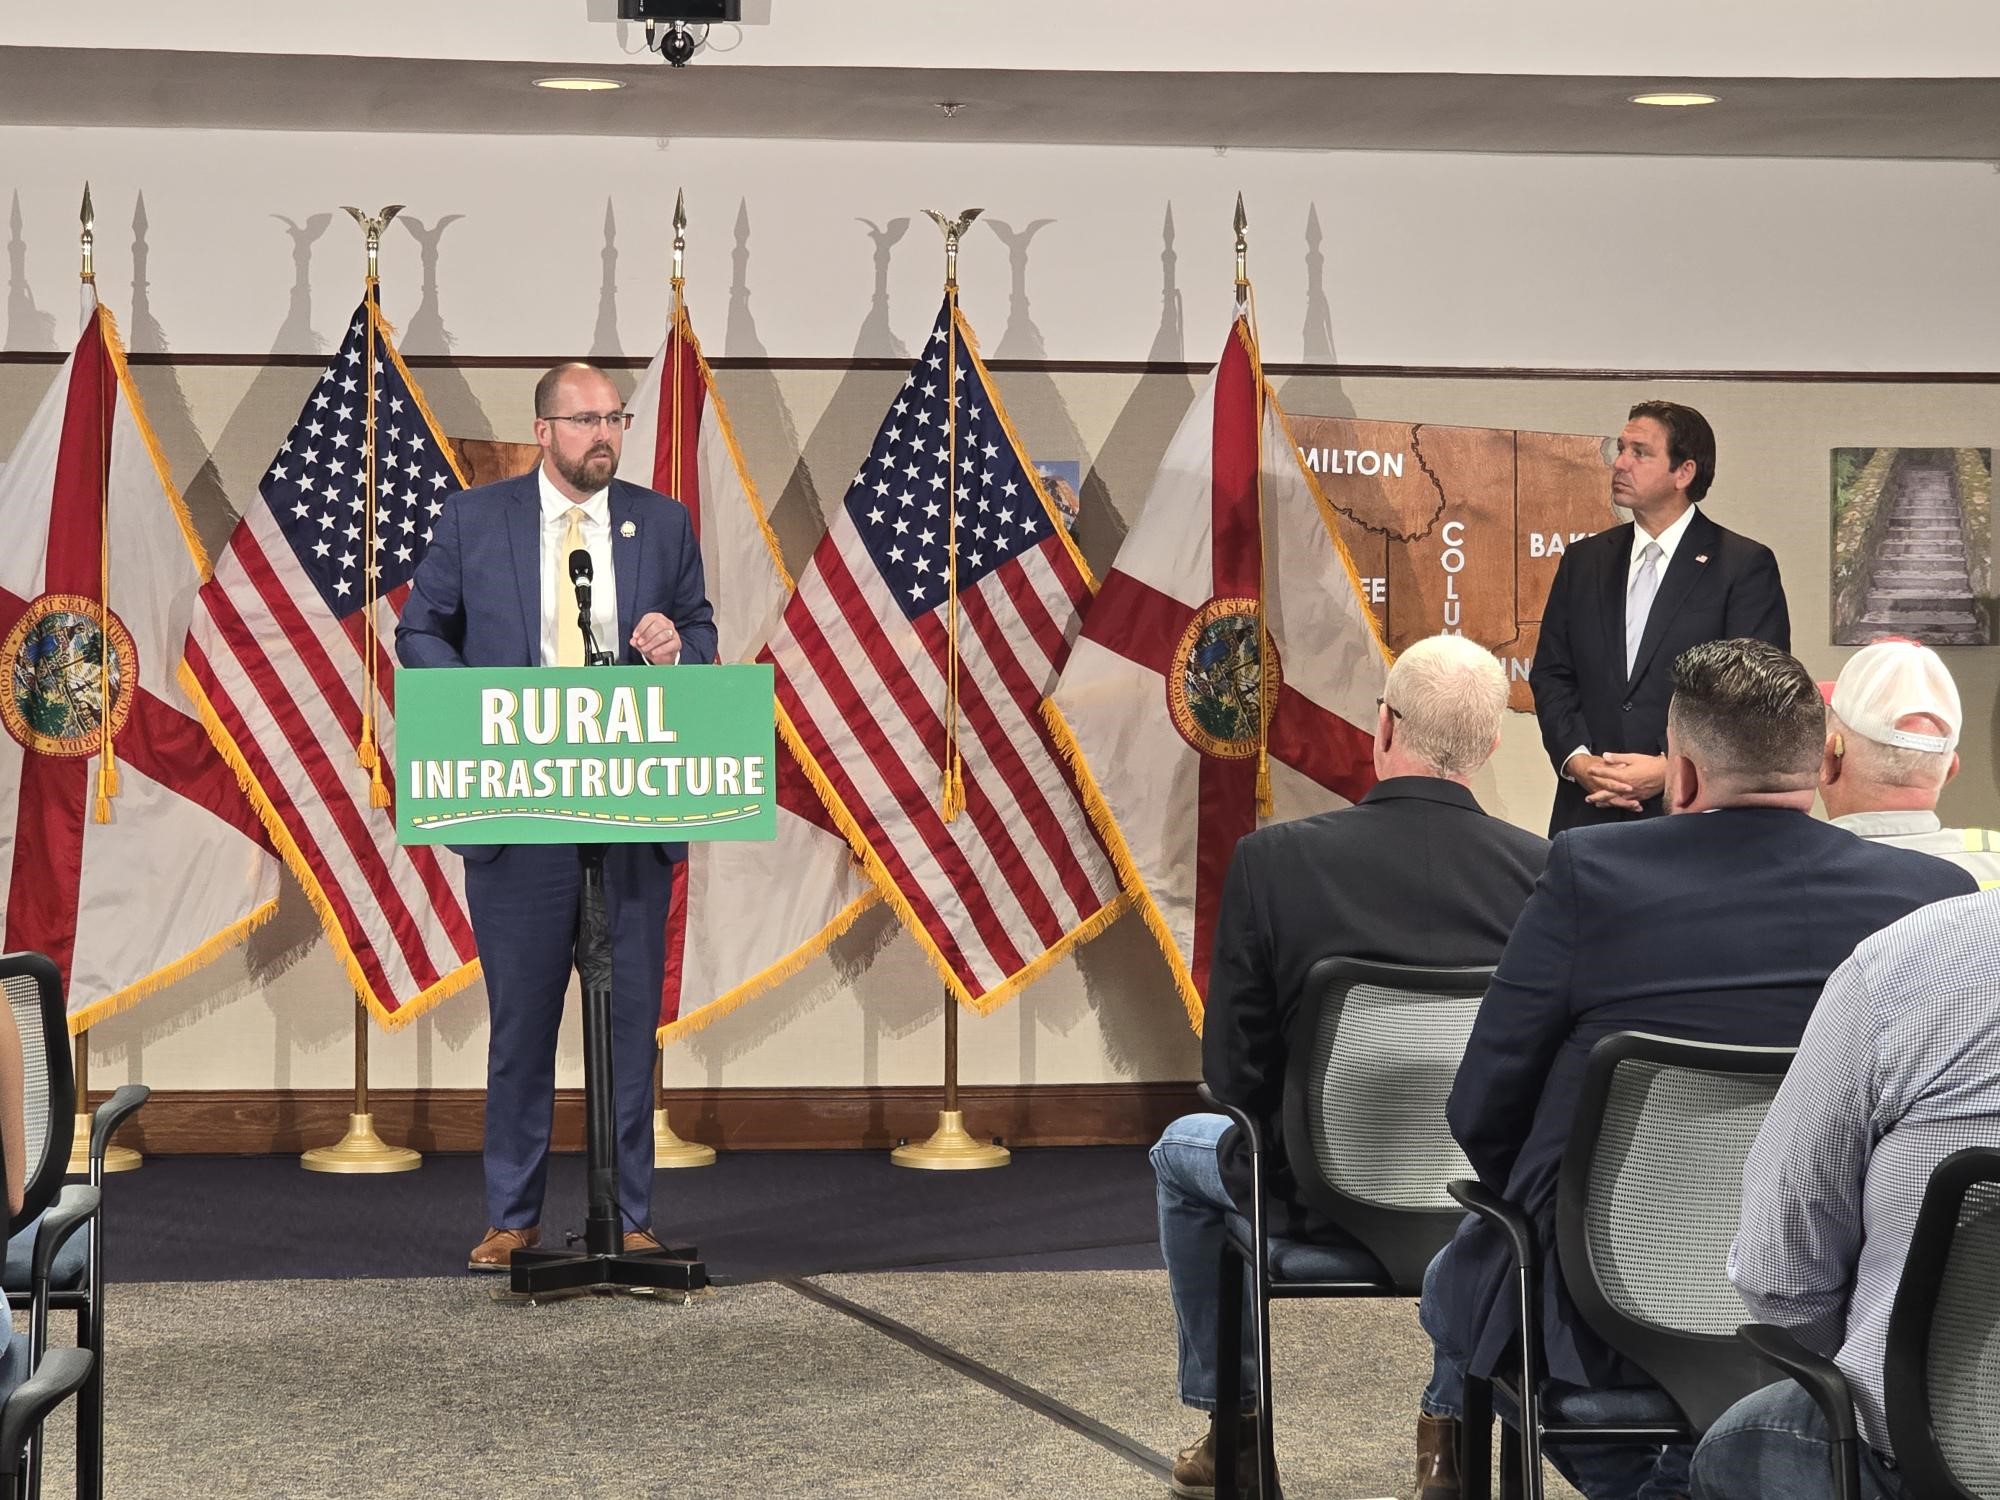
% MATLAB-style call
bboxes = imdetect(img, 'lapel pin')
[1694,553,1708,564]
[620,520,636,538]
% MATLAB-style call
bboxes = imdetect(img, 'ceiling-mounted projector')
[617,1,741,19]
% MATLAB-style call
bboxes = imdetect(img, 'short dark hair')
[1667,638,1824,788]
[534,362,604,419]
[1628,400,1716,502]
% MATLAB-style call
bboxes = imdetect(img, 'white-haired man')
[1153,635,1549,1498]
[1820,638,2000,887]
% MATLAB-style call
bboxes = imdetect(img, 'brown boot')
[1170,1413,1273,1498]
[1416,1411,1461,1500]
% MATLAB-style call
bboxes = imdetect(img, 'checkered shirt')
[1730,886,2000,1456]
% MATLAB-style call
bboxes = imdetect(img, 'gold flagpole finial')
[1233,193,1249,292]
[341,204,405,288]
[79,183,95,284]
[672,189,688,291]
[923,208,983,294]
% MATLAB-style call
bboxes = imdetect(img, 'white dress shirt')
[1564,503,1701,775]
[537,467,617,666]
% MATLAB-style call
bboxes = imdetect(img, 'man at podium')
[397,362,716,1271]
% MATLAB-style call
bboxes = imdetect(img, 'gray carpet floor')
[32,1271,1586,1499]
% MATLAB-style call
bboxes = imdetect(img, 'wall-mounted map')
[1288,413,1619,711]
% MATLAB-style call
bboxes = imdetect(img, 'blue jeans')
[1418,1245,1692,1500]
[1152,1113,1259,1411]
[1691,1382,1903,1500]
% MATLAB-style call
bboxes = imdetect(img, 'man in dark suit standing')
[397,363,716,1271]
[1153,635,1550,1499]
[1531,401,1789,836]
[1414,640,1974,1500]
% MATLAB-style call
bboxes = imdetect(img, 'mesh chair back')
[0,954,73,1232]
[1886,1148,2000,1500]
[1281,957,1492,1289]
[1926,1181,2000,1496]
[1557,1032,1793,1432]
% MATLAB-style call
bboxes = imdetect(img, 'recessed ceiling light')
[534,76,624,92]
[1629,91,1719,107]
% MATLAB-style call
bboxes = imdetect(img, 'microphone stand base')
[508,1244,709,1302]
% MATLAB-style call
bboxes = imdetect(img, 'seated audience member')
[1690,886,2000,1500]
[1819,637,2000,887]
[1414,638,1976,1500]
[1152,634,1550,1500]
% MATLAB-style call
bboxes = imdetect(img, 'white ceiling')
[8,47,2000,160]
[13,0,2000,79]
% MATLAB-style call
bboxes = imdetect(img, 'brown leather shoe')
[1416,1411,1461,1499]
[1169,1414,1270,1498]
[622,1229,665,1254]
[468,1226,539,1272]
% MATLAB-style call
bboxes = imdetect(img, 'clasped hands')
[1567,751,1666,811]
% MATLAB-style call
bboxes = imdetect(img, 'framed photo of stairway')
[1831,447,1993,646]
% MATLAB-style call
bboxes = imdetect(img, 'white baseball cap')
[1828,639,1962,754]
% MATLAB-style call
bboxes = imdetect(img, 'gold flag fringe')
[656,888,877,1044]
[175,661,481,1030]
[66,897,279,1036]
[775,700,1124,1014]
[1040,696,1205,1031]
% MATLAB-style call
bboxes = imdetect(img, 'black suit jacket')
[1439,808,1976,1389]
[1203,778,1550,1236]
[1529,509,1789,835]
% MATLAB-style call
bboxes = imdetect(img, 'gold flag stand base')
[66,1115,140,1177]
[301,1113,421,1175]
[891,1110,1011,1171]
[653,1109,716,1169]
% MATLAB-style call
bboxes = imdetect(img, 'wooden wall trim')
[10,349,2000,382]
[88,1082,1203,1156]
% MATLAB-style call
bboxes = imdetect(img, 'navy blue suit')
[395,470,716,1232]
[1530,510,1790,835]
[1435,808,1975,1402]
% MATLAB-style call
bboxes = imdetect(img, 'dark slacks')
[462,842,671,1233]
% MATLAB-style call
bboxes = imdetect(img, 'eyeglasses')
[544,410,633,433]
[1375,696,1403,721]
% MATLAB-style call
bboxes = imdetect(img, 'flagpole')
[653,187,717,1170]
[63,184,142,1177]
[303,206,419,1176]
[1236,193,1275,819]
[893,208,1007,1172]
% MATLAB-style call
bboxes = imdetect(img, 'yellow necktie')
[556,506,587,667]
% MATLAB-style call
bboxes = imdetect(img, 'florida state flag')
[619,297,874,1039]
[0,295,280,1029]
[1045,311,1388,1027]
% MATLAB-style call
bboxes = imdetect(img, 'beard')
[553,443,616,493]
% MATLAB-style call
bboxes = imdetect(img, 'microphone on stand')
[569,549,609,666]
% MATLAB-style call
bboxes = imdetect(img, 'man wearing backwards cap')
[1820,638,2000,888]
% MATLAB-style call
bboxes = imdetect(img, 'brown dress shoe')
[1416,1411,1461,1500]
[468,1226,539,1272]
[622,1229,665,1254]
[1170,1414,1271,1499]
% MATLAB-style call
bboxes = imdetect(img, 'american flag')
[763,298,1123,1009]
[181,295,480,1024]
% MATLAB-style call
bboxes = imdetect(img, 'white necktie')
[1625,540,1663,677]
[556,506,587,667]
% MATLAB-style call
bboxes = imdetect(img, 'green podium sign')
[394,665,778,846]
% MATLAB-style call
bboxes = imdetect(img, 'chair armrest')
[1447,1177,1537,1271]
[90,1084,149,1163]
[0,1347,91,1477]
[1736,1324,1858,1442]
[1195,1084,1262,1154]
[31,1187,98,1292]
